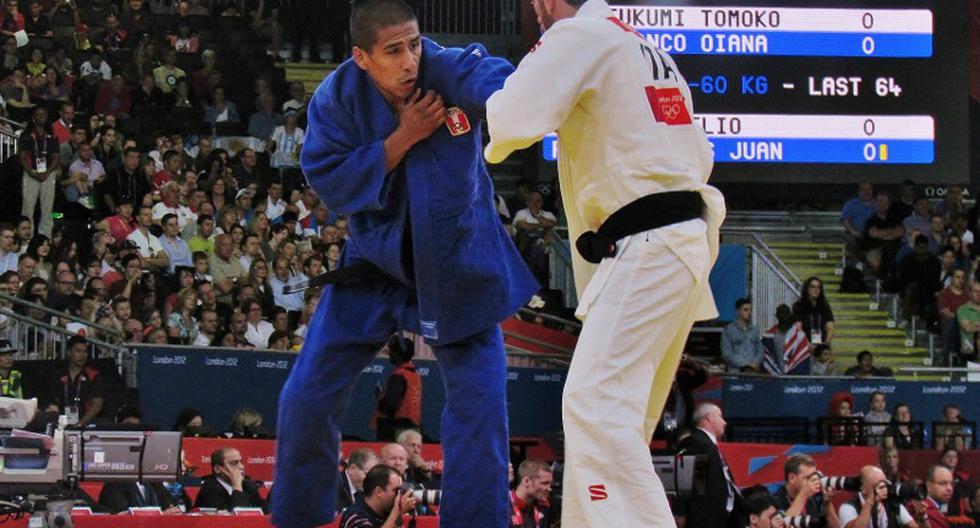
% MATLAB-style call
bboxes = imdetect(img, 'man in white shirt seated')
[241,298,273,348]
[125,206,170,272]
[270,256,305,314]
[264,181,287,223]
[151,182,195,229]
[512,191,557,242]
[838,465,918,528]
[65,143,105,210]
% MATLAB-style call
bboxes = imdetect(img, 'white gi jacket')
[485,0,725,322]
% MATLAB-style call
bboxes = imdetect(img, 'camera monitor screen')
[79,431,181,482]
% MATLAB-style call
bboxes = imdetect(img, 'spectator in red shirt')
[94,74,132,118]
[50,102,73,144]
[0,0,26,37]
[153,150,180,191]
[938,267,969,366]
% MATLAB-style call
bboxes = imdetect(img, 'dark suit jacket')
[677,428,744,528]
[194,475,266,512]
[97,481,177,513]
[337,470,355,513]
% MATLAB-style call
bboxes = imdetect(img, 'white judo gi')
[484,0,725,526]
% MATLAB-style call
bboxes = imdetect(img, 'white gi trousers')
[561,218,711,528]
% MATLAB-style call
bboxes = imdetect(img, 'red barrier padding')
[501,317,577,355]
[0,515,441,527]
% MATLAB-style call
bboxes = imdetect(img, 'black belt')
[575,191,704,264]
[281,261,380,294]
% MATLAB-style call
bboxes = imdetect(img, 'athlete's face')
[353,20,422,105]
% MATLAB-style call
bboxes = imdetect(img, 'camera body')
[888,482,925,502]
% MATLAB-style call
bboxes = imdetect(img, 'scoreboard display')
[540,1,969,184]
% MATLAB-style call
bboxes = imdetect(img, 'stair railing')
[750,234,802,287]
[749,246,801,331]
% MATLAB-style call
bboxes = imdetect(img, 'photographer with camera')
[340,465,417,528]
[743,486,784,528]
[839,466,918,528]
[773,455,840,528]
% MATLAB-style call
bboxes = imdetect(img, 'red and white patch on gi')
[645,86,692,126]
[445,107,471,136]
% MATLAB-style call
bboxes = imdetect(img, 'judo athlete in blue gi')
[270,1,538,527]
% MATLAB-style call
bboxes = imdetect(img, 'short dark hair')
[350,0,416,50]
[783,454,816,481]
[210,447,234,470]
[744,485,777,517]
[566,0,587,5]
[362,464,399,495]
[162,149,179,163]
[161,213,177,227]
[66,335,88,350]
[735,297,751,310]
[857,350,872,362]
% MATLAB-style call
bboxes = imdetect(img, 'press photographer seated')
[339,464,417,528]
[839,465,917,528]
[772,454,841,528]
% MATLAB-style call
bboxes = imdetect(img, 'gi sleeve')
[484,21,600,164]
[300,89,393,216]
[425,42,515,120]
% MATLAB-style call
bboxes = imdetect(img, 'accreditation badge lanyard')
[510,494,540,528]
[32,133,47,173]
[64,373,84,407]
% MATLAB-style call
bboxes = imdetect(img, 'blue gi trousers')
[272,277,511,528]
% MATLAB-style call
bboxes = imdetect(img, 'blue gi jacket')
[302,39,538,345]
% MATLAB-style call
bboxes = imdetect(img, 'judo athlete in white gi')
[485,0,726,526]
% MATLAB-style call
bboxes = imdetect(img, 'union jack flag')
[763,325,811,375]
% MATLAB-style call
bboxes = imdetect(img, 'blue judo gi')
[271,39,538,528]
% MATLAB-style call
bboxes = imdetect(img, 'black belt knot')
[574,191,704,264]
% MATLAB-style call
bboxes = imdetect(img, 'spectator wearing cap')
[45,335,103,426]
[720,298,764,372]
[0,340,22,398]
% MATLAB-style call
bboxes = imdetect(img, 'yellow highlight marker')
[880,144,889,161]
